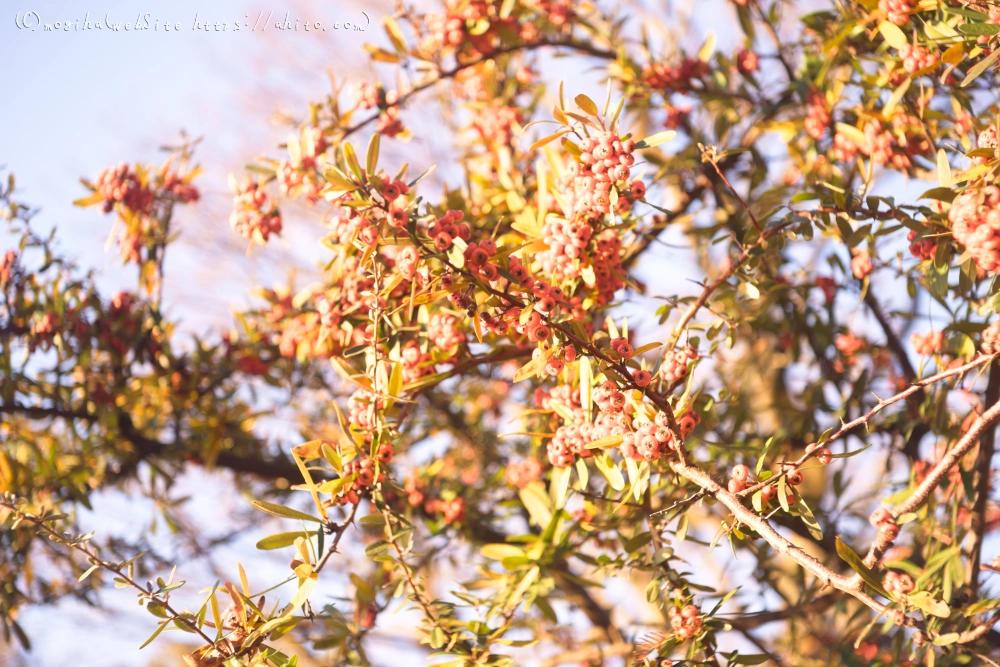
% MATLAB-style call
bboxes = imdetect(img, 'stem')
[0,498,222,651]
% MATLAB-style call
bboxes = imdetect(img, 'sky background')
[4,0,994,664]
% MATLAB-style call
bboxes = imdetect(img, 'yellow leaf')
[529,130,572,152]
[73,191,104,207]
[943,42,966,65]
[574,94,599,116]
[383,16,407,52]
[937,148,953,188]
[698,31,717,62]
[363,44,401,63]
[292,440,325,460]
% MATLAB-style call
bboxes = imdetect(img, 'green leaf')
[580,356,593,421]
[519,482,554,527]
[959,22,1000,36]
[594,452,625,490]
[909,593,951,619]
[962,48,1000,87]
[836,537,891,597]
[550,464,572,510]
[250,500,321,523]
[481,544,525,561]
[756,437,774,475]
[732,655,771,665]
[829,443,872,459]
[139,620,169,649]
[342,142,362,180]
[796,498,825,541]
[878,21,908,49]
[366,133,380,177]
[634,130,677,150]
[835,123,866,147]
[585,434,625,450]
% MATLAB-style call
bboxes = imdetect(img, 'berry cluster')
[427,209,471,251]
[851,250,873,280]
[641,58,710,93]
[230,177,282,242]
[910,330,943,356]
[870,507,901,543]
[661,346,698,384]
[425,496,466,525]
[949,185,1000,273]
[277,160,321,204]
[982,319,1000,355]
[420,0,539,61]
[735,48,759,74]
[667,604,703,640]
[427,313,465,352]
[0,250,15,286]
[590,229,627,306]
[619,414,677,462]
[974,126,999,165]
[347,389,386,431]
[835,332,865,363]
[473,105,523,146]
[334,455,387,506]
[907,229,937,261]
[832,117,928,169]
[879,0,914,26]
[804,92,831,140]
[663,104,690,130]
[537,216,594,280]
[593,378,627,413]
[350,83,405,137]
[551,133,637,222]
[95,163,153,214]
[534,384,579,411]
[506,457,543,488]
[162,170,201,204]
[461,236,501,280]
[898,43,939,74]
[546,420,598,467]
[400,341,435,384]
[677,410,701,434]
